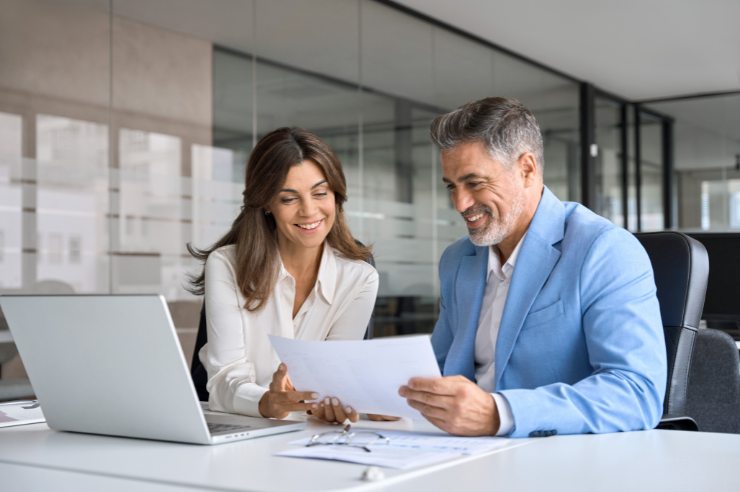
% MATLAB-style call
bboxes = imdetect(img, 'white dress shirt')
[200,243,379,417]
[475,234,526,436]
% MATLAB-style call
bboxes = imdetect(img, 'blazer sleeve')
[499,227,667,437]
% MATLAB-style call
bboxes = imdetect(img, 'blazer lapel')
[494,188,564,388]
[446,246,488,380]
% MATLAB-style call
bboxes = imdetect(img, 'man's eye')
[313,192,328,198]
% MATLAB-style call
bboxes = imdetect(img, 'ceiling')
[395,0,740,101]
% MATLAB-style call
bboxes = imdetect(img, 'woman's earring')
[264,210,271,216]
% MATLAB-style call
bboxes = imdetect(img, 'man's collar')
[488,232,527,280]
[525,186,566,247]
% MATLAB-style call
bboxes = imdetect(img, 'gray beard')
[467,193,524,247]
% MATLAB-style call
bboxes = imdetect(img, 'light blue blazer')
[432,187,667,438]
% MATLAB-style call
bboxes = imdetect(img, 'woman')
[188,127,378,423]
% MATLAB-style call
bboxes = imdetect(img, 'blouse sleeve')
[324,266,379,341]
[200,250,268,417]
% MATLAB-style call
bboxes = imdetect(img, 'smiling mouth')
[465,213,484,223]
[295,219,323,230]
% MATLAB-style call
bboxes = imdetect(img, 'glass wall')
[0,0,581,379]
[592,96,625,226]
[636,110,665,231]
[647,93,740,231]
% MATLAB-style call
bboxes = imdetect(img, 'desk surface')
[2,421,740,492]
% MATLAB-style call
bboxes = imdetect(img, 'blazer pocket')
[523,299,563,328]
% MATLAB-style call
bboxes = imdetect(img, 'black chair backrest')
[635,231,709,419]
[191,303,210,402]
[190,250,376,402]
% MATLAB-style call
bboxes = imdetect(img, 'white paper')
[268,335,440,419]
[278,444,460,470]
[357,430,519,454]
[0,400,45,428]
[277,431,528,469]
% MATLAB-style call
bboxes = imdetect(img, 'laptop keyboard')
[207,422,252,434]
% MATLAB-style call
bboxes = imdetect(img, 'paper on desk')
[278,444,460,470]
[0,400,45,428]
[277,431,528,469]
[269,335,440,419]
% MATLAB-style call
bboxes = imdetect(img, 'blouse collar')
[277,243,336,304]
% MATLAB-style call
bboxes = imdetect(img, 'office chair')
[190,249,376,402]
[191,304,210,402]
[636,231,740,433]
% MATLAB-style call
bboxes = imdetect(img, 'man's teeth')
[297,220,321,230]
[466,214,484,222]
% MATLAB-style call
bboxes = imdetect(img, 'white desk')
[2,421,740,491]
[0,462,199,492]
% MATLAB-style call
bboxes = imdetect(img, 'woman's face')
[267,160,336,253]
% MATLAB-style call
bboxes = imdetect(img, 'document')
[278,443,461,469]
[269,335,440,419]
[277,431,530,469]
[0,400,45,428]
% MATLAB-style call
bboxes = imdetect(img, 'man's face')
[441,141,526,247]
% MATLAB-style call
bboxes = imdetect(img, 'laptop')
[0,294,305,445]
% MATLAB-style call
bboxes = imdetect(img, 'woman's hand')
[258,363,316,419]
[308,397,359,424]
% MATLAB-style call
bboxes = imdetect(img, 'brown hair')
[187,127,371,311]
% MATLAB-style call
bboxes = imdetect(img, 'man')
[399,97,666,438]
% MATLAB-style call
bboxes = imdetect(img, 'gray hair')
[430,97,544,170]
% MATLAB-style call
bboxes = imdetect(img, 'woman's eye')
[280,197,297,204]
[314,192,328,198]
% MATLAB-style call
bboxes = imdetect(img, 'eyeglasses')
[306,424,390,453]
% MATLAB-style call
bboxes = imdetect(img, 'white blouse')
[199,243,379,417]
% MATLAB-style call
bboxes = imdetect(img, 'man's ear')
[517,152,539,186]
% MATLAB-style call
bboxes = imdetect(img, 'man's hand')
[399,375,500,436]
[258,363,316,419]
